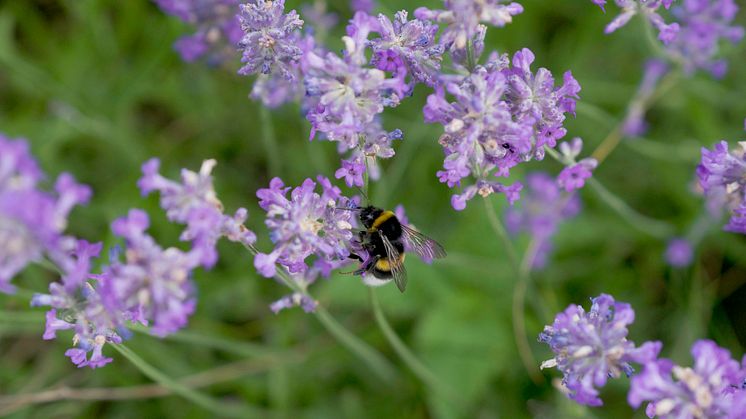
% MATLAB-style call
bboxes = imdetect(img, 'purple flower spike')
[0,135,91,293]
[666,0,744,77]
[255,177,356,277]
[237,0,304,80]
[629,340,744,418]
[370,11,445,87]
[415,0,523,52]
[505,173,580,269]
[539,294,662,406]
[139,158,256,268]
[99,209,199,337]
[696,141,746,234]
[155,0,243,64]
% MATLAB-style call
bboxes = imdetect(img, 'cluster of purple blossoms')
[629,340,746,418]
[504,173,580,269]
[623,59,670,137]
[154,0,243,63]
[541,294,746,415]
[595,0,679,44]
[696,140,746,234]
[31,240,124,369]
[236,0,304,80]
[594,0,744,77]
[0,134,91,293]
[28,155,259,367]
[539,294,662,406]
[98,210,202,337]
[414,0,523,52]
[424,49,581,210]
[254,176,356,278]
[666,0,744,77]
[138,158,257,268]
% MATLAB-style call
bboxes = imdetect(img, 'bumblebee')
[348,206,446,292]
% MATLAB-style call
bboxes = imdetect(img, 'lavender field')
[1,0,746,417]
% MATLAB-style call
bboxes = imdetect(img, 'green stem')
[129,324,277,359]
[259,105,281,176]
[113,345,260,418]
[587,178,675,239]
[314,305,397,383]
[465,39,476,72]
[368,289,460,402]
[483,198,543,384]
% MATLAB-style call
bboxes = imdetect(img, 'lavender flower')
[414,0,523,51]
[539,294,662,406]
[138,158,257,268]
[666,0,744,77]
[624,59,670,136]
[32,241,124,369]
[255,176,355,278]
[629,340,744,417]
[664,238,693,267]
[424,64,528,209]
[155,0,243,63]
[602,0,680,45]
[98,209,200,337]
[696,141,746,234]
[424,50,580,210]
[503,48,581,153]
[369,11,445,87]
[556,138,598,193]
[0,135,91,293]
[505,173,580,269]
[236,0,304,79]
[351,0,375,13]
[304,14,404,142]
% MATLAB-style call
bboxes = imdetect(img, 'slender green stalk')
[587,178,675,239]
[483,198,544,384]
[259,105,281,176]
[129,324,277,359]
[113,344,261,417]
[511,239,544,386]
[368,289,460,402]
[465,39,476,72]
[314,305,397,383]
[482,198,520,268]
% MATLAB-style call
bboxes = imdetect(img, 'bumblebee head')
[359,205,383,229]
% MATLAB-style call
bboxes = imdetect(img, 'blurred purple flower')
[539,294,662,406]
[629,340,744,417]
[351,0,375,13]
[602,0,679,45]
[154,0,242,64]
[557,138,598,193]
[666,0,744,77]
[624,59,670,136]
[369,11,445,87]
[664,238,693,267]
[0,135,91,293]
[237,0,304,79]
[415,0,523,52]
[505,173,580,269]
[98,209,200,337]
[696,141,746,234]
[255,176,356,278]
[138,158,256,268]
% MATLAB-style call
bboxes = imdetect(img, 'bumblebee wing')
[379,231,408,293]
[401,224,446,260]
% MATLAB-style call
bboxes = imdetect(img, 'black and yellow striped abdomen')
[372,253,406,278]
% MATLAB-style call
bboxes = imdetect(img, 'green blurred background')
[1,0,745,417]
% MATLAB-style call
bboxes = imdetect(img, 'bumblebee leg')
[353,255,378,276]
[349,253,363,262]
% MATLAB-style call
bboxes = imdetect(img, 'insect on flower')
[341,205,447,293]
